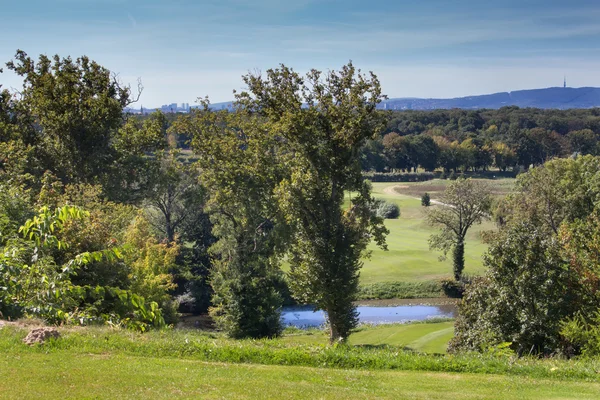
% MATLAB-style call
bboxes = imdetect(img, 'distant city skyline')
[3,0,600,105]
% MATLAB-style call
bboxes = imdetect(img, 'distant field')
[357,179,514,285]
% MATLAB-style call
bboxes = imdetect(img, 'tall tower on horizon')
[564,75,567,88]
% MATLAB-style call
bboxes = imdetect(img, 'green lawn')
[357,179,512,284]
[281,321,454,353]
[3,322,600,399]
[2,352,599,399]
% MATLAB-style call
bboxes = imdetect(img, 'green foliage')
[452,156,600,355]
[439,276,471,298]
[560,312,600,357]
[421,193,431,207]
[357,281,443,300]
[0,205,166,331]
[426,178,492,280]
[173,100,287,339]
[2,51,167,203]
[122,213,178,324]
[237,62,389,342]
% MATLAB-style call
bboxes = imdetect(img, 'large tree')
[237,62,388,343]
[426,178,492,281]
[3,50,164,202]
[172,101,287,338]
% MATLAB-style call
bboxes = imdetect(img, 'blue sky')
[2,0,600,106]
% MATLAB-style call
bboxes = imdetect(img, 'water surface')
[281,304,455,328]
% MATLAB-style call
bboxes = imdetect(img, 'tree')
[451,156,600,355]
[237,62,388,343]
[408,135,439,172]
[567,129,598,155]
[491,142,516,171]
[172,101,287,339]
[426,178,491,280]
[145,151,205,243]
[382,132,410,171]
[4,50,164,202]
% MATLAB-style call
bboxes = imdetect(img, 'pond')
[281,304,456,328]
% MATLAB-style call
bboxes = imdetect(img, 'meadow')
[2,322,600,400]
[358,179,513,285]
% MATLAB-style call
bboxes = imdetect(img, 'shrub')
[421,193,431,207]
[448,171,457,180]
[370,199,400,219]
[357,281,443,300]
[560,312,600,357]
[362,172,434,182]
[440,275,472,298]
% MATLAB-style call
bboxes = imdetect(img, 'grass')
[2,323,600,380]
[356,179,514,285]
[2,323,600,399]
[351,322,454,353]
[280,321,454,354]
[3,352,600,399]
[282,178,512,293]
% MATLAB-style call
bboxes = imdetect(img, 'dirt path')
[381,184,447,206]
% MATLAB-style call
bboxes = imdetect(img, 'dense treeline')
[149,106,600,175]
[360,107,600,173]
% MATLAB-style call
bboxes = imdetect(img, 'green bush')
[560,312,600,357]
[370,199,400,219]
[440,275,472,298]
[357,281,443,300]
[421,193,431,207]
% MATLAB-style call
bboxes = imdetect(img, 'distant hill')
[131,87,600,114]
[380,87,600,110]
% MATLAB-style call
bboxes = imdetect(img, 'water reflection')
[281,305,455,328]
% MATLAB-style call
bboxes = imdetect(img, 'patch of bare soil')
[382,185,409,195]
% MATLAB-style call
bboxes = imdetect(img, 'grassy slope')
[358,179,512,284]
[3,352,600,400]
[281,322,454,354]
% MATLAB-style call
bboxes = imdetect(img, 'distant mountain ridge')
[132,87,600,114]
[380,87,600,110]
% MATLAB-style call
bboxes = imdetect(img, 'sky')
[2,0,600,106]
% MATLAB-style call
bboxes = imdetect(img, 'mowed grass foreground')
[4,353,600,400]
[358,179,513,285]
[2,322,600,399]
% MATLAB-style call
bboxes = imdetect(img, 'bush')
[370,199,400,219]
[448,171,457,180]
[440,275,472,298]
[363,172,434,182]
[357,281,443,300]
[560,312,600,357]
[421,193,431,207]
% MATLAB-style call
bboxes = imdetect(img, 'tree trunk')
[453,240,465,281]
[324,291,360,344]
